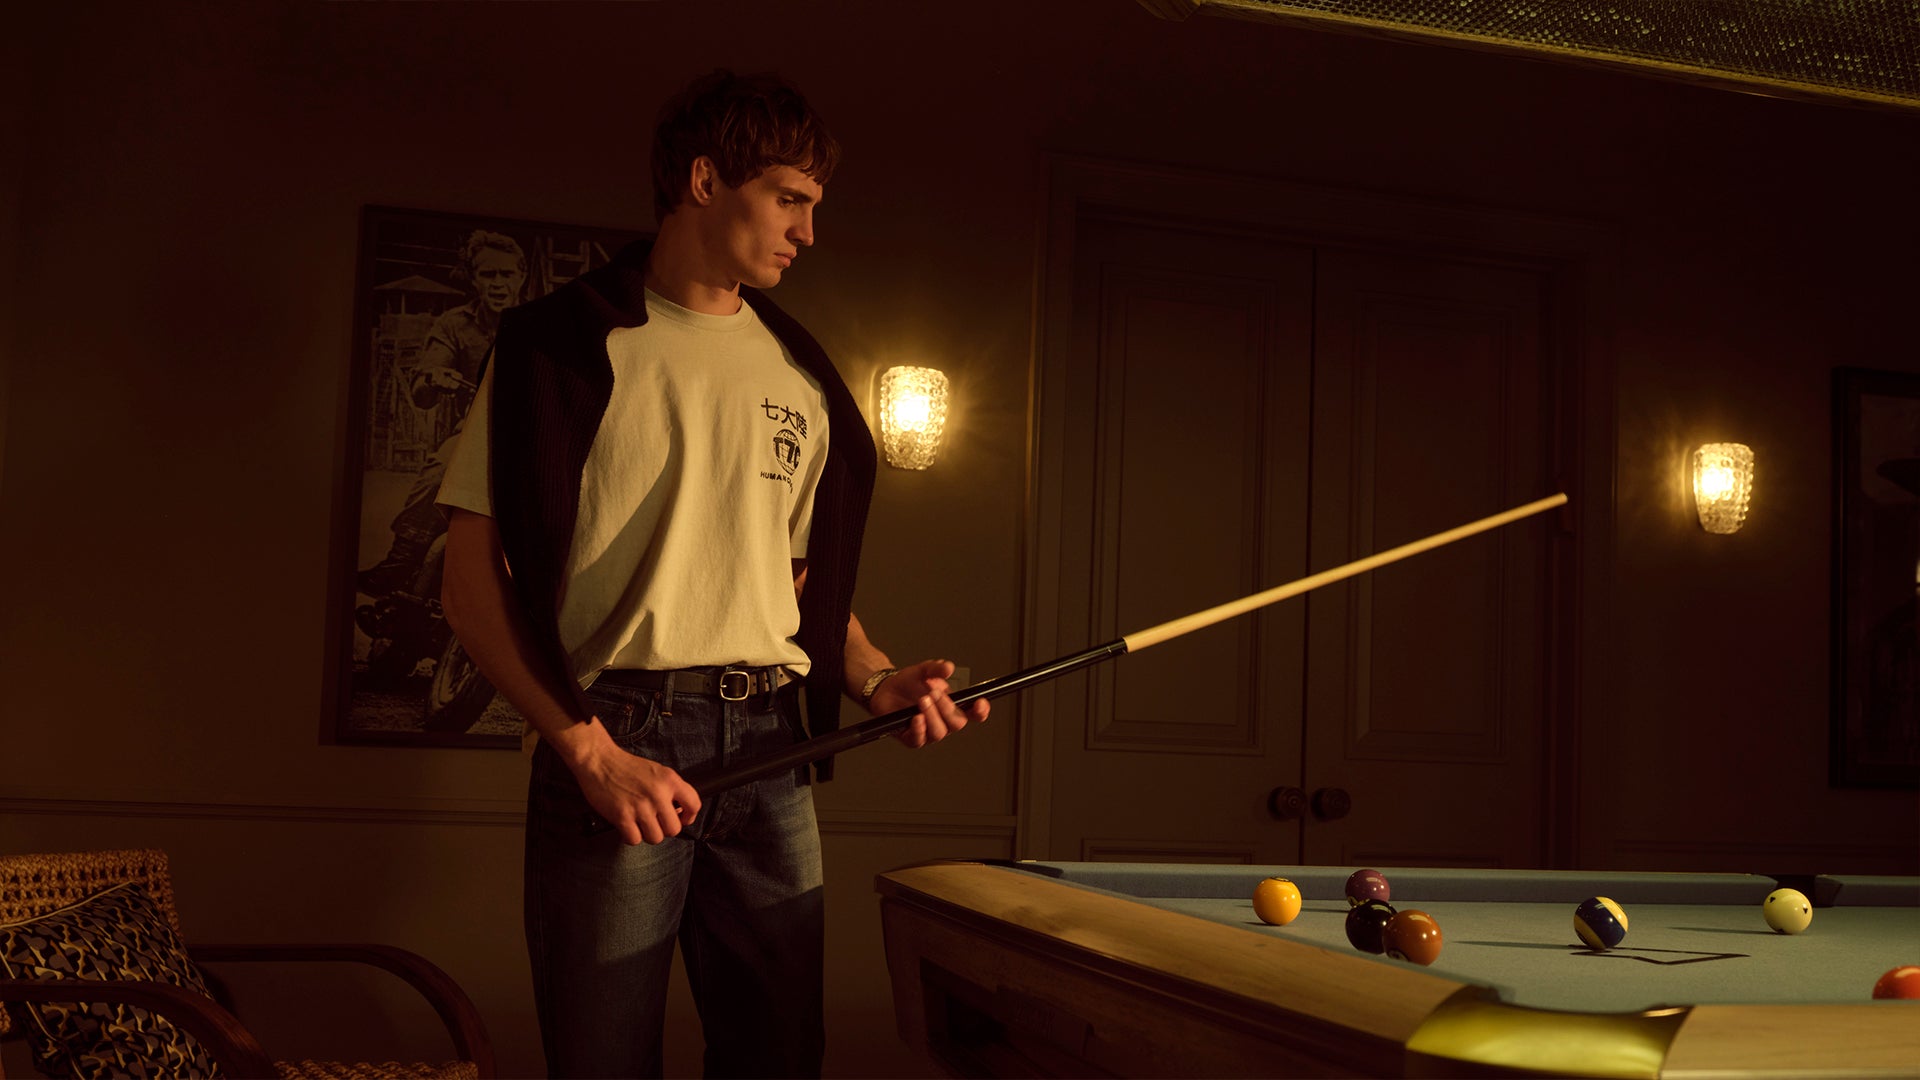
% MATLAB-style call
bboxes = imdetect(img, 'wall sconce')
[879,365,948,470]
[1692,442,1754,533]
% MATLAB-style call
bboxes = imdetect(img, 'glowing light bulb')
[894,392,931,432]
[1692,443,1754,534]
[879,366,948,469]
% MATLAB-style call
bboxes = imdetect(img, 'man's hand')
[869,659,990,748]
[556,719,701,845]
[424,365,470,390]
[410,365,471,409]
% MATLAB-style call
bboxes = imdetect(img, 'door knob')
[1311,787,1352,821]
[1266,785,1307,821]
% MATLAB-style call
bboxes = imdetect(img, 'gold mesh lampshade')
[1693,442,1754,534]
[880,366,949,469]
[1139,0,1919,113]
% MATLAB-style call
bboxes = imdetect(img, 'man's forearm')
[441,509,606,763]
[842,612,895,702]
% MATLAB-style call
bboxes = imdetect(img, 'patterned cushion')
[0,881,224,1078]
[273,1063,479,1080]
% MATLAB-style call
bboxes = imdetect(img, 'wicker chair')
[0,849,493,1080]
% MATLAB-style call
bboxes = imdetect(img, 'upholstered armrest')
[0,977,276,1077]
[189,944,494,1077]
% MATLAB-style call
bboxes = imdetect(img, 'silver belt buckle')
[718,668,752,701]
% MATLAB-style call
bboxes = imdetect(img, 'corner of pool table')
[874,859,1920,1078]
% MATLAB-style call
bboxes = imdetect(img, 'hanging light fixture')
[879,366,949,470]
[1692,442,1754,534]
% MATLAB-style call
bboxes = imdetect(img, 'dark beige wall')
[0,22,23,491]
[4,1,1917,1076]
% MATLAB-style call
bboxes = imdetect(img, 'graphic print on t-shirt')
[760,397,810,485]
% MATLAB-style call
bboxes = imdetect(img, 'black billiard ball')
[1345,899,1396,954]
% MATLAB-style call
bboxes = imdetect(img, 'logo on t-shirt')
[760,398,810,483]
[772,429,800,475]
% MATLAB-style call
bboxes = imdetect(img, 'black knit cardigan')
[486,240,876,780]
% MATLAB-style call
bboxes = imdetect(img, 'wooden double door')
[1028,207,1566,869]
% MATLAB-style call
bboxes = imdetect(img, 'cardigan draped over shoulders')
[485,239,876,779]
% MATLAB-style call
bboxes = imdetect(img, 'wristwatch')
[859,666,899,707]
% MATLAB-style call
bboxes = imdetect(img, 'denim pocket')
[590,688,663,752]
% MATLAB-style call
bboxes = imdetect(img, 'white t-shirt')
[436,289,831,682]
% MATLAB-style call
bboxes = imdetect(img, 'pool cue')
[683,491,1569,798]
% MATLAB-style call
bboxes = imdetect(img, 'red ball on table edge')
[1873,965,1920,1000]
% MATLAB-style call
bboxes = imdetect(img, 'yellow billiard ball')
[1253,877,1303,926]
[1763,888,1812,934]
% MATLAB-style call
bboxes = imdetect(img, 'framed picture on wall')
[328,206,647,748]
[1830,367,1920,788]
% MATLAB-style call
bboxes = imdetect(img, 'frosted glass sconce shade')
[1693,442,1754,534]
[880,365,948,470]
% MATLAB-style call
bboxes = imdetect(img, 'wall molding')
[0,793,1018,841]
[816,808,1016,840]
[0,793,526,828]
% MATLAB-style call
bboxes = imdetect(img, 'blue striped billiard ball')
[1574,896,1629,950]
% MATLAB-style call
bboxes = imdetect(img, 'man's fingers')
[919,695,953,743]
[633,814,663,845]
[896,713,928,748]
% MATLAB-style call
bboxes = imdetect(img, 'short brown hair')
[650,70,841,223]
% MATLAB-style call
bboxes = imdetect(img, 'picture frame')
[1830,366,1920,788]
[328,205,647,748]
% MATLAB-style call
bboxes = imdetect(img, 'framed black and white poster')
[1831,367,1920,788]
[330,205,646,748]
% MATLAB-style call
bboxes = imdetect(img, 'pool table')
[874,860,1919,1078]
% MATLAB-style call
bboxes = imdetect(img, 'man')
[435,70,986,1079]
[358,230,527,598]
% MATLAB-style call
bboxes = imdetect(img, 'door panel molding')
[1023,154,1619,868]
[1085,264,1278,754]
[1082,839,1259,864]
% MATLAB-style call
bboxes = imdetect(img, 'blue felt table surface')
[1002,862,1920,1013]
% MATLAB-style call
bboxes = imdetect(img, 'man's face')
[704,163,821,291]
[471,248,527,313]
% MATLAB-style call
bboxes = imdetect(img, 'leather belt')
[596,665,784,701]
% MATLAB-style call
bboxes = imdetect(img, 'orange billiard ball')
[1252,877,1303,926]
[1383,909,1443,965]
[1873,965,1920,1000]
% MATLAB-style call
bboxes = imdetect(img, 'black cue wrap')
[581,639,1129,836]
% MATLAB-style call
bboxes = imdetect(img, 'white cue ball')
[1763,887,1812,934]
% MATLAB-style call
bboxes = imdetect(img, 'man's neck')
[644,221,744,316]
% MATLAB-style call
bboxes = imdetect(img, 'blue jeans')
[523,674,824,1079]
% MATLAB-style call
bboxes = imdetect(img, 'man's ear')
[687,156,719,207]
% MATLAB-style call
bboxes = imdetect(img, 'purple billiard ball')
[1346,869,1391,908]
[1345,899,1396,954]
